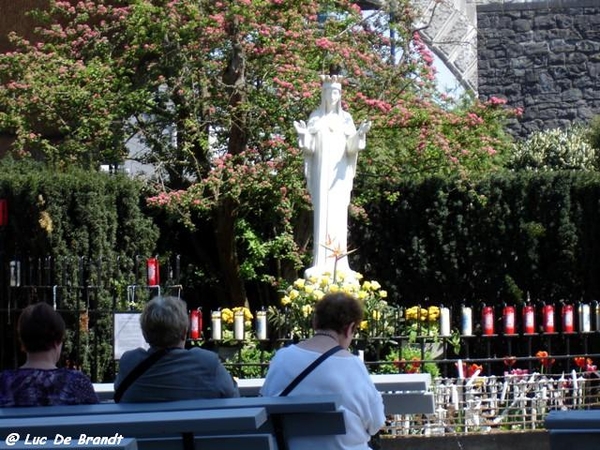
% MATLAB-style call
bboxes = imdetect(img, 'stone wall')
[477,0,600,138]
[380,430,549,450]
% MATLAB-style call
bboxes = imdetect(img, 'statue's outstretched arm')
[347,119,371,153]
[294,119,314,152]
[357,120,372,136]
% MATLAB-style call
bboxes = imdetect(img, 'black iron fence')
[2,254,600,383]
[0,254,183,381]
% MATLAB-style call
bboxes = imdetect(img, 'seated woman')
[0,302,99,406]
[260,292,385,450]
[114,295,239,402]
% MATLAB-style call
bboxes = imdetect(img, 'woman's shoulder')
[182,347,221,363]
[58,368,91,381]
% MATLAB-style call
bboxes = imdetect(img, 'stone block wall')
[477,0,600,138]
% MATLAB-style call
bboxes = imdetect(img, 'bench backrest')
[93,372,436,415]
[0,395,340,418]
[0,396,345,450]
[545,409,600,450]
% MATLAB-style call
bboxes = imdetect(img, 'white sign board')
[113,313,149,360]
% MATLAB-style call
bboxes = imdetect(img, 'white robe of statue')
[294,75,371,280]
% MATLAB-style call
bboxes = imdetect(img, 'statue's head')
[320,74,343,91]
[320,74,343,113]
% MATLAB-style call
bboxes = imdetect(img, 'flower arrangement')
[402,305,441,341]
[268,271,396,340]
[218,306,254,344]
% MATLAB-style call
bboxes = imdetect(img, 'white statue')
[294,75,371,280]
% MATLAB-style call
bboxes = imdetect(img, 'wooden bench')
[544,409,600,450]
[0,395,345,450]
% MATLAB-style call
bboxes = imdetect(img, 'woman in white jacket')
[260,292,385,450]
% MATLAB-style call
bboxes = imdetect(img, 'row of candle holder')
[188,308,268,341]
[187,301,600,342]
[449,302,600,337]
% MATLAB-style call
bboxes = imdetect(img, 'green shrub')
[508,127,598,171]
[586,115,600,151]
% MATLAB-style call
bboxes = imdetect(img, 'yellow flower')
[39,210,53,234]
[358,290,368,300]
[355,272,364,280]
[304,285,315,294]
[360,320,368,330]
[281,295,291,306]
[242,307,253,321]
[293,278,306,289]
[301,305,313,317]
[221,308,234,324]
[372,310,381,320]
[370,280,381,291]
[289,289,299,300]
[343,282,359,293]
[336,271,346,281]
[362,281,372,290]
[319,276,331,288]
[427,306,439,322]
[329,284,340,293]
[405,306,418,320]
[313,290,325,300]
[379,290,388,298]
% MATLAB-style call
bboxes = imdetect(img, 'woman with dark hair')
[0,302,98,406]
[261,292,385,450]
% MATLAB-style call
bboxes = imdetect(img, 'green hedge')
[350,171,600,309]
[0,159,158,381]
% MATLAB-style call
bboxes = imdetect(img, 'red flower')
[504,356,517,367]
[536,350,555,369]
[576,357,597,372]
[466,363,483,377]
[456,361,482,377]
[574,356,587,369]
[395,357,422,374]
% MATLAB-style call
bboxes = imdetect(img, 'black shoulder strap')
[280,345,343,397]
[114,348,169,403]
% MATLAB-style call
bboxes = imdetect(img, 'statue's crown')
[320,74,342,90]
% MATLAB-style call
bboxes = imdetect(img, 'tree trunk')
[212,16,248,307]
[214,198,246,307]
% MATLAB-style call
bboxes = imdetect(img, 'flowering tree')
[0,0,516,307]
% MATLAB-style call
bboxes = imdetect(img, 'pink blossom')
[483,146,497,156]
[315,37,333,50]
[467,112,484,125]
[489,96,507,106]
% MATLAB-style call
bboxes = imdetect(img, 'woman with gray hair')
[114,296,239,402]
